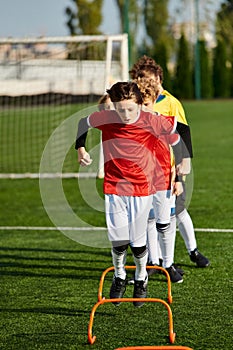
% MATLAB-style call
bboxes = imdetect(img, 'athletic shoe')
[160,260,185,276]
[189,248,210,267]
[166,265,183,283]
[147,262,160,277]
[133,276,148,307]
[110,276,126,306]
[172,263,185,276]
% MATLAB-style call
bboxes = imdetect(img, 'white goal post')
[0,34,129,179]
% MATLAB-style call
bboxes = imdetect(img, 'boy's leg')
[131,245,148,281]
[153,190,183,283]
[176,183,210,267]
[147,208,160,266]
[105,194,130,305]
[111,244,128,280]
[129,195,152,307]
[110,244,128,305]
[131,245,148,308]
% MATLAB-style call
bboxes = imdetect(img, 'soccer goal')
[0,34,129,178]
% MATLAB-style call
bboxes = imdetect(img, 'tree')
[199,40,213,98]
[216,0,233,50]
[143,0,170,46]
[65,0,103,35]
[230,44,233,96]
[173,33,193,99]
[141,0,173,91]
[212,39,230,98]
[114,0,140,65]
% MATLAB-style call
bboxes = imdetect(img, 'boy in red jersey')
[129,56,210,269]
[75,81,187,306]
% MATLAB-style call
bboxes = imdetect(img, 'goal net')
[0,34,129,178]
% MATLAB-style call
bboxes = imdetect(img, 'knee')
[112,244,129,254]
[156,222,170,234]
[131,245,147,258]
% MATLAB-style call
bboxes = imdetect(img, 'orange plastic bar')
[88,297,175,345]
[97,266,172,304]
[115,346,193,350]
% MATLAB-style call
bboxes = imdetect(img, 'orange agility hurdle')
[115,346,193,350]
[88,297,176,345]
[97,265,173,304]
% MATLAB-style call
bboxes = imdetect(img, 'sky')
[0,0,224,39]
[0,0,119,38]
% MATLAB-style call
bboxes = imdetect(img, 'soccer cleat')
[189,248,210,267]
[166,265,183,283]
[133,276,148,307]
[110,276,126,306]
[172,263,185,276]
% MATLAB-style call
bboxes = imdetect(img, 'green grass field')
[0,99,233,349]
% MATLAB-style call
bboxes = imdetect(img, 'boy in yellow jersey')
[129,56,210,268]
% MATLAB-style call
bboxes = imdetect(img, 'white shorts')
[150,190,173,224]
[105,194,153,247]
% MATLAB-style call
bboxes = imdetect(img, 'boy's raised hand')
[78,147,93,167]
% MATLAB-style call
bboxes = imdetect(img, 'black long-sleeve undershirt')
[75,117,89,149]
[176,122,193,158]
[75,117,193,159]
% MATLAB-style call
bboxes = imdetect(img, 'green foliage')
[65,0,103,35]
[153,42,172,92]
[212,39,230,98]
[216,0,233,50]
[199,40,213,98]
[143,0,173,82]
[114,0,141,66]
[173,33,193,99]
[144,0,170,46]
[229,44,233,96]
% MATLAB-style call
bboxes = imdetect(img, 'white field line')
[0,226,232,233]
[0,226,106,231]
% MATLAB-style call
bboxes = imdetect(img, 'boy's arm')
[176,122,193,158]
[75,117,92,166]
[175,122,193,175]
[75,117,89,149]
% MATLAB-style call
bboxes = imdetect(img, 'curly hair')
[129,55,164,83]
[134,77,159,103]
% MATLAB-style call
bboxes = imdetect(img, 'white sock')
[157,238,162,262]
[169,214,177,259]
[158,222,175,268]
[111,248,127,280]
[176,209,197,253]
[133,249,148,281]
[147,219,160,265]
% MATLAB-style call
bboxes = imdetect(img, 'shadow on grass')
[0,246,110,256]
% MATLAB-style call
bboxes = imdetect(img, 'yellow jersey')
[154,90,188,168]
[153,90,188,125]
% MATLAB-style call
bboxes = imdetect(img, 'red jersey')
[88,109,176,196]
[155,133,179,191]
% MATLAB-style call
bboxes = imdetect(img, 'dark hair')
[106,81,143,105]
